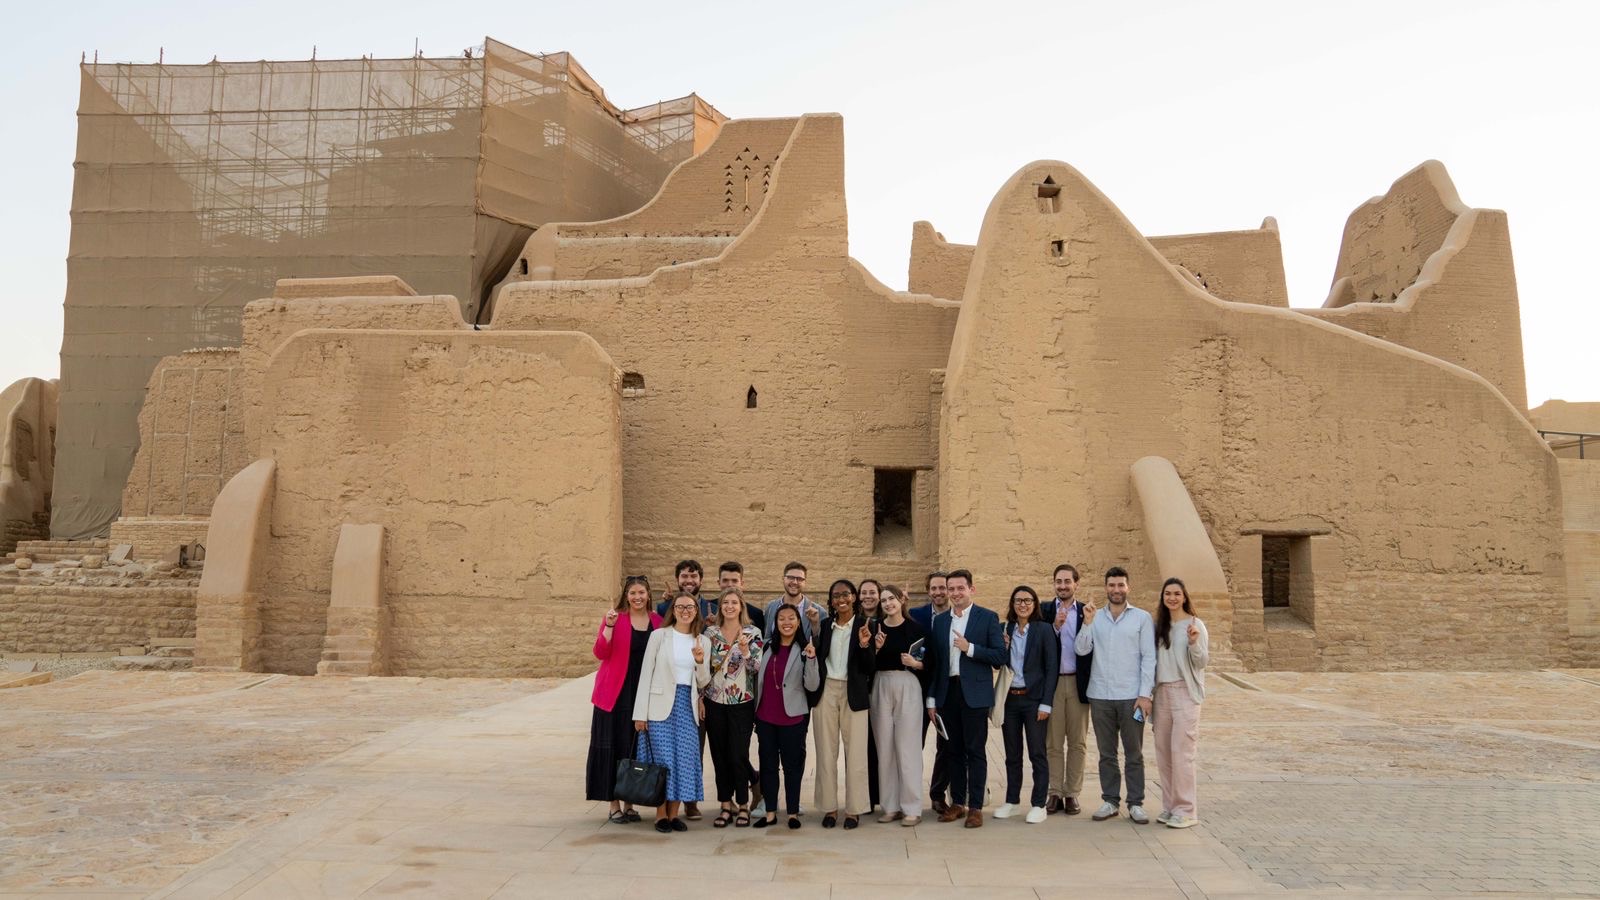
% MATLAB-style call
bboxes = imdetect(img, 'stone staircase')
[4,539,110,565]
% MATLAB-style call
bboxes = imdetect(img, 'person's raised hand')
[803,640,816,659]
[954,631,970,653]
[604,609,618,627]
[1082,602,1097,626]
[858,623,870,648]
[875,630,887,651]
[1054,603,1067,627]
[692,643,706,665]
[1187,622,1200,645]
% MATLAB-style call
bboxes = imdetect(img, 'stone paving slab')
[2,668,1598,897]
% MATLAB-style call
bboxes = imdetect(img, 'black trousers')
[940,677,991,809]
[921,713,951,803]
[705,700,756,804]
[756,716,808,815]
[1001,694,1050,807]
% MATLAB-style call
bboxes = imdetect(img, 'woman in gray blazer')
[753,604,820,829]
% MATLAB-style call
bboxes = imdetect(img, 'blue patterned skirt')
[637,683,704,803]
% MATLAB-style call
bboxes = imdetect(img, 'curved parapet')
[1130,456,1228,593]
[490,114,957,589]
[317,523,387,677]
[193,458,276,671]
[1131,456,1233,654]
[941,159,1565,670]
[0,377,57,552]
[484,117,804,317]
[1306,161,1526,409]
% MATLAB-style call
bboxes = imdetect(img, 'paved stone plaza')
[2,668,1597,898]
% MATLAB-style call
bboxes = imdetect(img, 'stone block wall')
[108,517,211,562]
[0,583,195,653]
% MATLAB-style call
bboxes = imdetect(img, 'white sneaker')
[1128,805,1150,824]
[1091,802,1119,821]
[1156,809,1172,825]
[1166,814,1198,829]
[993,803,1018,819]
[1025,806,1048,824]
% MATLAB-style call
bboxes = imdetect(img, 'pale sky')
[2,0,1595,406]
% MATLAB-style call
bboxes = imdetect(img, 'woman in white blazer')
[633,592,713,833]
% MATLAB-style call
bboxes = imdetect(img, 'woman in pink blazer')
[586,575,662,823]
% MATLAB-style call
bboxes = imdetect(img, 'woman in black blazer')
[997,585,1060,824]
[810,579,877,829]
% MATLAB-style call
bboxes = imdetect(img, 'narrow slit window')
[746,386,758,409]
[1037,175,1061,213]
[519,258,529,276]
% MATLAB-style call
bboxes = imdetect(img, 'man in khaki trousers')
[1044,564,1093,815]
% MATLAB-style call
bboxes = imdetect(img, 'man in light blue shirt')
[1073,566,1155,824]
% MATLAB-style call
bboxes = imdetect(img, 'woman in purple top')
[753,604,820,829]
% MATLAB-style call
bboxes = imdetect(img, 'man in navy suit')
[923,569,1007,828]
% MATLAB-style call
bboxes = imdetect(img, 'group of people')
[585,559,1209,834]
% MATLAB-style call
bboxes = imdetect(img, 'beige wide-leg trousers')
[813,678,869,815]
[870,670,924,817]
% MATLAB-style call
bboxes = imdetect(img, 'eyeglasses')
[673,605,698,613]
[784,575,806,582]
[830,592,853,599]
[1013,598,1036,605]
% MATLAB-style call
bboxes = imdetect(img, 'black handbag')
[614,730,668,808]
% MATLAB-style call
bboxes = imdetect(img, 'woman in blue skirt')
[633,591,713,832]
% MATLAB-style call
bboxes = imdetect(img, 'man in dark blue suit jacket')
[923,569,1007,828]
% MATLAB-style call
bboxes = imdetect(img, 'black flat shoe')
[654,818,671,833]
[670,817,688,832]
[842,816,859,830]
[788,815,802,829]
[753,814,777,829]
[821,813,838,828]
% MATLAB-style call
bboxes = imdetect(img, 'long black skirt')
[586,700,637,802]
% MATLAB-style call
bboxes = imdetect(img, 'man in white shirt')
[923,569,1007,828]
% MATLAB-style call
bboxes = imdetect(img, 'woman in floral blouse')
[704,587,765,827]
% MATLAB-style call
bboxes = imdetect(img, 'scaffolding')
[54,37,725,539]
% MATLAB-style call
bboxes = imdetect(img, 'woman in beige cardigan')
[633,593,713,832]
[1151,577,1208,829]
